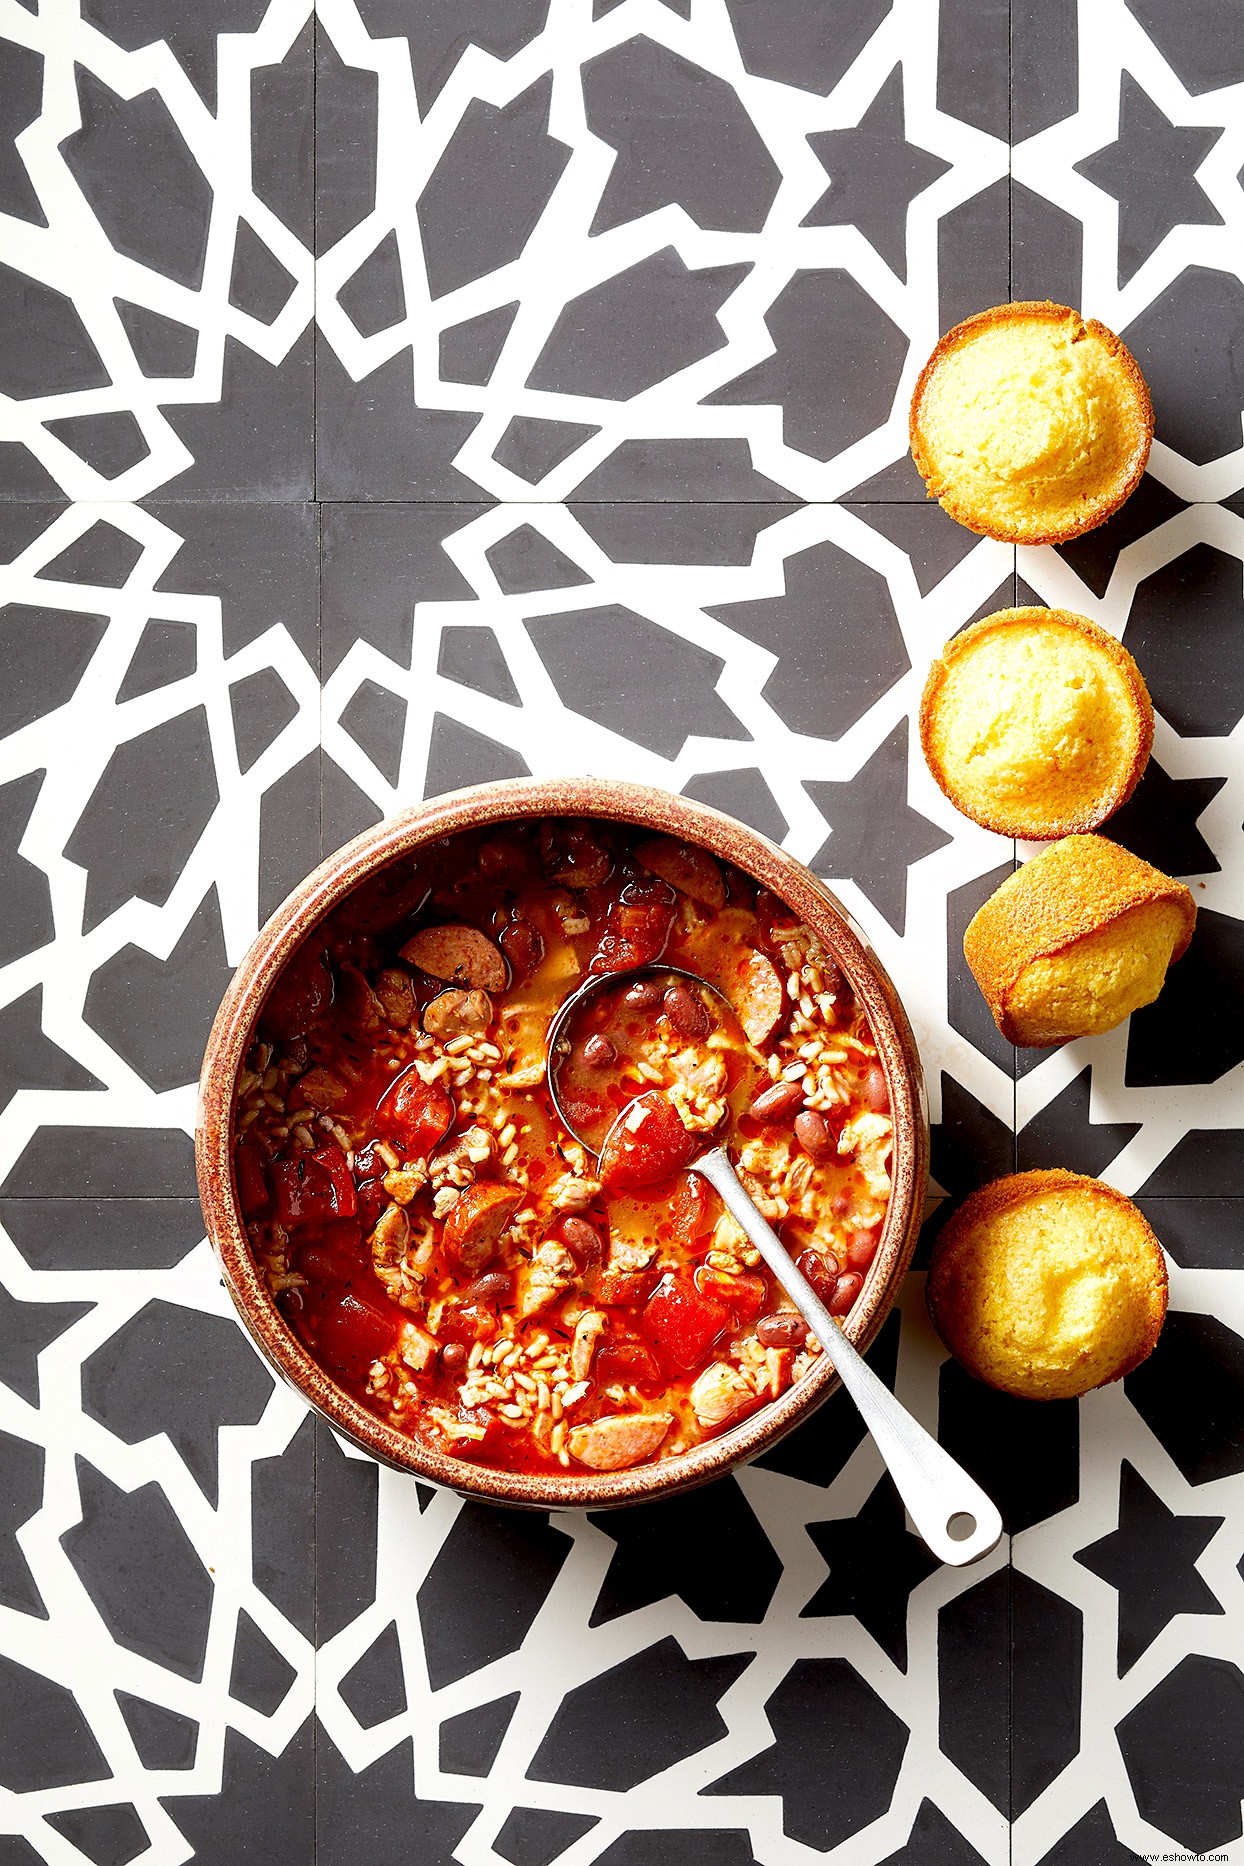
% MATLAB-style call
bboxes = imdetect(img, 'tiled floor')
[1,0,1243,1860]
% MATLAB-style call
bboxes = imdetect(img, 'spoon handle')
[692,1146,1002,1568]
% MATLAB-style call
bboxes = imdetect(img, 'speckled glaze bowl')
[196,777,929,1509]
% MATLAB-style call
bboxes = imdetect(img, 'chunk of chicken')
[398,1320,438,1372]
[373,967,415,1029]
[295,1065,347,1110]
[691,1363,755,1429]
[422,987,493,1039]
[568,1412,673,1470]
[368,1203,410,1268]
[383,1162,428,1205]
[518,1239,577,1319]
[571,1309,608,1380]
[667,1048,728,1134]
[838,1111,893,1201]
[429,1125,496,1189]
[550,1172,603,1213]
[592,1237,657,1307]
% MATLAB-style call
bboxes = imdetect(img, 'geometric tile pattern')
[1,0,1243,1858]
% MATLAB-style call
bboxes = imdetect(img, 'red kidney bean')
[624,978,662,1009]
[582,1034,617,1068]
[862,1063,890,1114]
[756,1312,808,1348]
[845,1229,879,1272]
[499,918,543,979]
[560,1215,603,1263]
[663,982,711,1038]
[794,1109,836,1160]
[831,1189,853,1219]
[441,1341,466,1370]
[469,1271,512,1304]
[796,1249,840,1304]
[749,1080,805,1124]
[828,1271,864,1316]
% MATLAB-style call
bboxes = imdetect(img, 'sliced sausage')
[441,1182,522,1275]
[571,1309,608,1380]
[734,950,785,1047]
[373,967,415,1029]
[400,925,507,993]
[568,1411,673,1470]
[635,836,725,910]
[422,987,493,1039]
[540,820,613,889]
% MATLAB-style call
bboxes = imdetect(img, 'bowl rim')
[196,775,929,1509]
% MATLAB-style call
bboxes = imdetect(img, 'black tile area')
[709,539,910,738]
[0,1426,46,1617]
[0,261,107,403]
[531,251,747,400]
[1116,1655,1244,1855]
[1011,177,1083,310]
[63,69,211,291]
[1017,1067,1141,1179]
[249,1411,314,1642]
[803,68,950,280]
[2,1127,195,1198]
[3,1198,203,1272]
[44,411,149,481]
[1075,76,1223,286]
[340,1620,406,1729]
[494,1807,598,1866]
[681,767,787,842]
[250,18,314,247]
[707,1656,908,1848]
[81,1300,272,1505]
[0,1651,108,1791]
[340,679,407,787]
[322,755,383,857]
[930,1072,1015,1198]
[115,299,199,379]
[321,504,485,674]
[0,1284,92,1407]
[531,1638,747,1791]
[854,500,985,597]
[163,330,314,500]
[0,40,46,229]
[1076,1461,1223,1675]
[229,1610,297,1715]
[588,502,792,567]
[0,771,53,969]
[878,1799,989,1863]
[1011,1571,1082,1817]
[573,437,786,504]
[486,526,588,597]
[589,1476,780,1626]
[230,665,301,773]
[1125,269,1244,466]
[438,624,522,701]
[117,619,197,701]
[417,1504,569,1688]
[1124,0,1244,93]
[805,722,953,935]
[1125,909,1244,1091]
[338,230,407,339]
[82,887,235,1093]
[315,33,377,254]
[597,1832,758,1866]
[317,343,487,502]
[1124,541,1244,736]
[163,1722,314,1861]
[584,35,779,236]
[317,1734,479,1866]
[425,714,530,794]
[116,1692,198,1771]
[707,270,905,462]
[440,302,518,386]
[938,1567,1008,1815]
[1137,1197,1244,1269]
[1125,1312,1244,1485]
[0,985,103,1114]
[355,0,550,118]
[1041,1800,1143,1864]
[40,520,142,588]
[421,75,568,300]
[315,1420,379,1645]
[725,0,888,97]
[937,176,1010,331]
[66,708,218,932]
[1011,0,1078,142]
[259,748,322,921]
[1102,756,1222,879]
[803,1477,939,1670]
[493,417,600,484]
[525,604,746,756]
[938,1360,1078,1535]
[64,1460,212,1682]
[945,863,1015,1076]
[936,0,1008,139]
[151,501,318,661]
[439,1692,518,1775]
[45,1802,147,1865]
[228,220,297,325]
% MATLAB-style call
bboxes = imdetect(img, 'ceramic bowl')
[196,776,928,1508]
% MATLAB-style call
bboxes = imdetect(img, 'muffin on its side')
[910,302,1152,543]
[964,835,1195,1048]
[926,1170,1168,1400]
[920,607,1152,838]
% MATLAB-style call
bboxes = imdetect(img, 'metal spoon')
[546,962,1002,1568]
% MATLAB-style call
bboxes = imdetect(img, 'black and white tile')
[1,0,1242,1858]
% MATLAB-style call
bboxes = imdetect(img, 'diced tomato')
[598,1090,698,1189]
[589,881,675,974]
[234,1142,271,1217]
[272,1146,358,1227]
[316,1288,399,1381]
[355,1178,389,1232]
[375,1070,453,1156]
[696,1266,765,1324]
[642,1275,728,1371]
[669,1171,716,1251]
[296,1223,364,1287]
[595,1340,660,1385]
[261,941,333,1039]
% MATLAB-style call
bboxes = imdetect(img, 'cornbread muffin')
[920,607,1153,837]
[926,1170,1167,1399]
[910,302,1153,543]
[964,835,1195,1048]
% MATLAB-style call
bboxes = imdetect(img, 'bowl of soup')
[196,777,928,1507]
